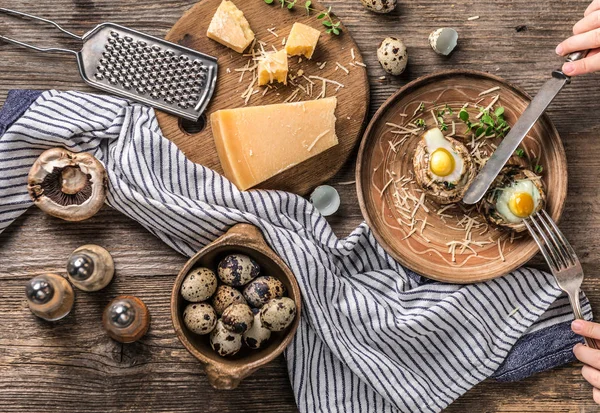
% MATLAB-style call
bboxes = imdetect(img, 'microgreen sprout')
[515,148,525,157]
[415,118,426,128]
[534,164,543,174]
[457,105,511,138]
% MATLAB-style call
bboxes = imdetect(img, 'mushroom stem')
[61,166,88,195]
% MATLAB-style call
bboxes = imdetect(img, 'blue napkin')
[0,90,591,413]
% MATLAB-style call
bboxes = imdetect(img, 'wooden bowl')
[356,70,567,283]
[171,224,301,389]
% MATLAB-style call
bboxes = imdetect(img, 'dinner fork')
[524,210,599,349]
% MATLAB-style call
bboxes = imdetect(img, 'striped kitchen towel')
[0,89,592,413]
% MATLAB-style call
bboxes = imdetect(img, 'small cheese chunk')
[257,49,288,86]
[211,97,338,191]
[285,22,321,59]
[207,0,255,53]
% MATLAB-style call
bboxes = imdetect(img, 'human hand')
[572,319,600,404]
[555,0,600,76]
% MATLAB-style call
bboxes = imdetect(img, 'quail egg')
[413,128,477,204]
[361,0,396,13]
[180,267,218,302]
[429,28,459,56]
[243,276,286,308]
[260,297,297,332]
[217,254,260,287]
[183,303,217,335]
[243,309,272,349]
[377,37,408,76]
[221,303,254,334]
[212,285,247,315]
[210,319,243,357]
[482,166,546,232]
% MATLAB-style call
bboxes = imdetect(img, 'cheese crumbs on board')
[207,0,255,54]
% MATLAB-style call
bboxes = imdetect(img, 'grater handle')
[0,8,80,55]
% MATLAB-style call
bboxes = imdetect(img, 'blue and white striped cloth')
[0,90,592,413]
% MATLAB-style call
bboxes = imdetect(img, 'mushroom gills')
[38,166,93,206]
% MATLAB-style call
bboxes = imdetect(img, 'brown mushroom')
[27,148,107,221]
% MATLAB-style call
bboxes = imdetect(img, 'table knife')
[462,50,589,205]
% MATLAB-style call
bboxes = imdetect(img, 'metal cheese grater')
[0,8,218,122]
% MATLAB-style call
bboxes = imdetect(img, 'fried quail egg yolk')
[430,148,455,177]
[508,192,535,218]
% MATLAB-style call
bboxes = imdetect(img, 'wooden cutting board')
[156,0,370,195]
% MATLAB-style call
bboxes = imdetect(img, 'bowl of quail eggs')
[171,223,301,390]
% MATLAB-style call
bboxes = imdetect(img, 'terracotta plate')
[356,70,567,283]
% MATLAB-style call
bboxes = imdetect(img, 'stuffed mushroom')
[413,128,476,204]
[481,166,546,232]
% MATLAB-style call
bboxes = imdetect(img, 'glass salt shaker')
[25,274,74,321]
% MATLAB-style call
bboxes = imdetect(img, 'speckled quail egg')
[361,0,396,14]
[180,267,218,302]
[210,319,243,357]
[243,309,272,349]
[221,303,254,334]
[413,128,477,204]
[260,297,297,332]
[482,166,546,233]
[217,254,260,287]
[429,28,459,56]
[243,276,286,308]
[377,37,408,76]
[212,285,247,315]
[183,303,217,335]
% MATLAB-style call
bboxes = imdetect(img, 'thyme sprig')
[263,0,342,35]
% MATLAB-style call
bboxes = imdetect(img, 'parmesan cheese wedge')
[211,97,338,190]
[207,0,255,53]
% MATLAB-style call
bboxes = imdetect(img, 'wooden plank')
[1,0,600,411]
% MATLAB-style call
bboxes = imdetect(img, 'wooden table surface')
[1,0,600,411]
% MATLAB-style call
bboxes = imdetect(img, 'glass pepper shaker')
[66,244,114,292]
[102,295,150,343]
[25,274,74,321]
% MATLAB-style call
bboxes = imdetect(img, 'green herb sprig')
[457,106,510,138]
[415,118,426,128]
[263,0,342,35]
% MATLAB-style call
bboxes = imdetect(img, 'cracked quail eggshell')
[180,267,218,302]
[210,319,242,357]
[429,28,458,56]
[183,303,217,335]
[217,254,260,287]
[221,303,254,334]
[243,309,272,349]
[212,285,247,315]
[260,297,297,332]
[243,276,286,308]
[377,37,408,76]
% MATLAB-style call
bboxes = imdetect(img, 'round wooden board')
[356,70,568,284]
[156,0,369,195]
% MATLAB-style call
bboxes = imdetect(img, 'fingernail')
[574,343,582,350]
[556,44,564,55]
[573,319,585,332]
[563,62,575,75]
